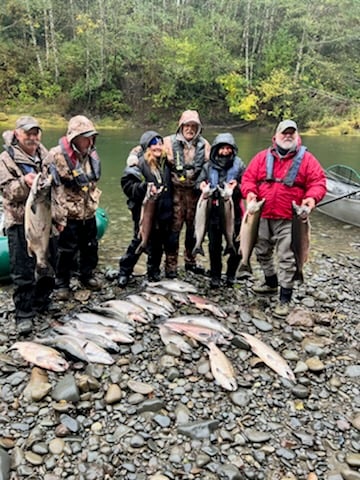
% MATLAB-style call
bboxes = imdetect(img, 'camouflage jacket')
[0,142,67,229]
[48,141,101,221]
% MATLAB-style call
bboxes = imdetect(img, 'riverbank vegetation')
[0,0,359,132]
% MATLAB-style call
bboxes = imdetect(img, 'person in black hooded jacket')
[196,133,246,288]
[118,131,173,287]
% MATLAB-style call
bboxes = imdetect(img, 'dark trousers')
[7,224,55,319]
[208,219,241,280]
[56,217,98,288]
[119,219,172,277]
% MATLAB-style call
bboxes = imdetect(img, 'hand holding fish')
[24,172,37,188]
[301,197,315,212]
[246,192,257,211]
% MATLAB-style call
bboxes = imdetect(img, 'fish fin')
[135,243,144,255]
[292,269,304,283]
[224,245,236,256]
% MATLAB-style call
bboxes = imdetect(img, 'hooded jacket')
[163,110,210,188]
[121,131,172,223]
[48,116,101,221]
[196,133,245,224]
[241,136,326,220]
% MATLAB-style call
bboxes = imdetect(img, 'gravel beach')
[0,225,359,480]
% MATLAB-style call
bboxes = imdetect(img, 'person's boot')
[253,274,278,294]
[273,287,293,318]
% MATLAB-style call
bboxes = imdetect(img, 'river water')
[42,128,360,273]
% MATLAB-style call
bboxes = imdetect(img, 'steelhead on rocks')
[239,332,296,382]
[24,172,53,277]
[158,324,193,354]
[64,319,134,343]
[74,312,135,335]
[51,323,120,352]
[165,315,233,340]
[10,341,69,372]
[207,341,237,391]
[99,299,150,323]
[187,294,227,318]
[291,201,311,283]
[237,198,265,274]
[163,320,231,345]
[147,279,197,293]
[140,291,175,313]
[126,294,171,318]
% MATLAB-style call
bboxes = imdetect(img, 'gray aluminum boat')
[317,165,360,227]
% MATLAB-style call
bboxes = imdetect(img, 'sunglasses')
[149,136,163,146]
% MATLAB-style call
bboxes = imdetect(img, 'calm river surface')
[42,128,360,272]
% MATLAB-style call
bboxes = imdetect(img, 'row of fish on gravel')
[11,279,296,391]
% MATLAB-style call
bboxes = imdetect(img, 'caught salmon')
[187,294,227,318]
[237,199,265,273]
[51,323,120,352]
[126,294,169,317]
[99,299,150,323]
[11,341,69,372]
[218,183,236,255]
[165,315,233,339]
[192,184,216,256]
[239,332,296,382]
[136,182,163,254]
[65,319,134,343]
[148,279,197,293]
[141,291,175,313]
[158,325,192,354]
[208,342,237,391]
[164,321,230,345]
[74,312,135,335]
[291,201,311,283]
[24,173,53,277]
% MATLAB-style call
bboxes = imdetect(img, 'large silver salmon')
[291,201,311,283]
[11,341,69,372]
[219,183,235,255]
[136,182,163,254]
[237,198,265,273]
[192,184,216,256]
[24,173,53,277]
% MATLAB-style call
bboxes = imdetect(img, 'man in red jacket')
[241,120,326,317]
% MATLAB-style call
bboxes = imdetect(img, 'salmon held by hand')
[24,172,53,277]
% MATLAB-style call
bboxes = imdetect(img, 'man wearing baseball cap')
[241,119,326,318]
[0,116,66,334]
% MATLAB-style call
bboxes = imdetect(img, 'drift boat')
[317,164,360,228]
[0,207,109,282]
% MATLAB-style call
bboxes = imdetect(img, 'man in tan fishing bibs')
[163,110,210,278]
[49,115,102,299]
[241,120,326,318]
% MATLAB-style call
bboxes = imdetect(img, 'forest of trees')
[0,0,359,127]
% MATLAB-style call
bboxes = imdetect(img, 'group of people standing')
[0,115,102,334]
[118,112,326,319]
[0,110,326,335]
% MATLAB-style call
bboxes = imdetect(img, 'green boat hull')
[0,207,109,282]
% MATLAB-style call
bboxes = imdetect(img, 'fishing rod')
[316,188,360,208]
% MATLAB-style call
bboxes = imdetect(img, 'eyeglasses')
[149,136,163,146]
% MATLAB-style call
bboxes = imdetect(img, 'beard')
[276,137,297,151]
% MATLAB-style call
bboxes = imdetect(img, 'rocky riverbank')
[0,244,359,480]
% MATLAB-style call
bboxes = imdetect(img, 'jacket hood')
[66,115,98,143]
[176,110,202,136]
[210,133,238,162]
[139,130,163,151]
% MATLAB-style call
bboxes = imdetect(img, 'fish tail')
[238,262,252,274]
[192,246,204,256]
[292,269,304,283]
[224,244,236,256]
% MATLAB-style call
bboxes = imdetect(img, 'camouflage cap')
[15,116,41,131]
[66,115,98,142]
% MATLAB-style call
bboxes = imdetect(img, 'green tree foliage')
[0,0,359,125]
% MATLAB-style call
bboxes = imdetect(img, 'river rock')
[0,448,10,480]
[51,374,80,402]
[104,383,122,404]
